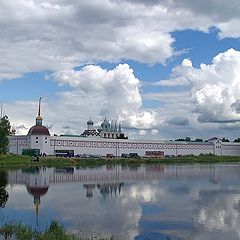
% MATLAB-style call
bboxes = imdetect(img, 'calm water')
[1,164,240,239]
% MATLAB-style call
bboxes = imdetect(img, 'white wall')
[222,143,240,156]
[9,135,240,157]
[46,137,215,157]
[8,136,30,154]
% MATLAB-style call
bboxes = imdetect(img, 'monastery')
[8,98,240,157]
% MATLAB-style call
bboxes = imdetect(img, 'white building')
[8,99,240,157]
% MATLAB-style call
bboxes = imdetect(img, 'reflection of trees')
[0,170,9,208]
[97,183,124,199]
[22,167,40,174]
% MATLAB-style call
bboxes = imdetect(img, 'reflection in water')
[0,170,8,209]
[2,164,240,239]
[84,183,124,200]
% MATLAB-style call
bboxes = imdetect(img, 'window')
[36,141,38,144]
[45,141,47,144]
[45,137,47,140]
[36,137,38,140]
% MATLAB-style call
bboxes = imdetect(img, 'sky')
[0,0,240,140]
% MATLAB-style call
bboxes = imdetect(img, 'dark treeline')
[174,137,240,143]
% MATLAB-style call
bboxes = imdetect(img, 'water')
[1,164,240,239]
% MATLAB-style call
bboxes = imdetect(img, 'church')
[8,98,240,157]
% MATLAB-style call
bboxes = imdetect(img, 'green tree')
[185,137,191,142]
[222,137,230,142]
[0,115,11,155]
[194,138,203,142]
[0,170,9,208]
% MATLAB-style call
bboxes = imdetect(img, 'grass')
[1,153,240,169]
[0,220,115,240]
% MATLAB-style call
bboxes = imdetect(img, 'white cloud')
[0,1,240,80]
[190,49,240,123]
[53,64,157,129]
[154,49,240,124]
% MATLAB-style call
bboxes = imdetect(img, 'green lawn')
[1,154,240,168]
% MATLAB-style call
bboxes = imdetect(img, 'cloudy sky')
[1,0,240,140]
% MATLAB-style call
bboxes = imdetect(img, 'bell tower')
[36,97,43,126]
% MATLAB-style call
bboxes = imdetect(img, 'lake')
[1,164,240,239]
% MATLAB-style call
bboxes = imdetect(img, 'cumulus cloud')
[191,49,240,123]
[0,1,240,80]
[52,64,156,129]
[157,49,240,124]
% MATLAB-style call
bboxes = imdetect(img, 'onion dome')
[11,127,16,135]
[87,118,94,125]
[28,125,50,136]
[27,186,49,197]
[101,118,110,129]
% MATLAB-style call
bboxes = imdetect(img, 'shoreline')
[1,154,240,168]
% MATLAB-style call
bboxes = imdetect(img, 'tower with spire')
[36,97,43,126]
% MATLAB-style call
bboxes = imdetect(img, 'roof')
[28,125,50,136]
[60,134,84,137]
[208,137,220,141]
[87,118,94,125]
[27,186,49,197]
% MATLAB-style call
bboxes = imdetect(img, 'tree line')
[0,115,11,155]
[174,137,240,143]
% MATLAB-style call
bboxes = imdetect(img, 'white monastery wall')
[222,143,240,156]
[8,136,30,155]
[8,135,240,157]
[8,136,214,156]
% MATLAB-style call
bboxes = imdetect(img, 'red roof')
[28,125,50,136]
[27,186,49,197]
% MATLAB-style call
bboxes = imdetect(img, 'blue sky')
[1,0,240,140]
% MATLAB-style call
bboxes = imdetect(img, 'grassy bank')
[0,220,114,240]
[1,154,240,168]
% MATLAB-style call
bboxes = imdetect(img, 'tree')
[194,138,203,142]
[0,170,9,208]
[0,115,11,155]
[185,137,191,142]
[175,138,185,141]
[234,138,240,143]
[222,137,230,142]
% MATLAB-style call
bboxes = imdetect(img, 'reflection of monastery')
[7,164,230,204]
[8,98,240,156]
[7,164,239,224]
[7,164,236,209]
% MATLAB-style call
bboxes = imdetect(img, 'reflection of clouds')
[193,190,240,239]
[233,197,240,211]
[129,184,164,203]
[196,209,226,230]
[4,164,240,239]
[5,185,33,210]
[44,184,141,239]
